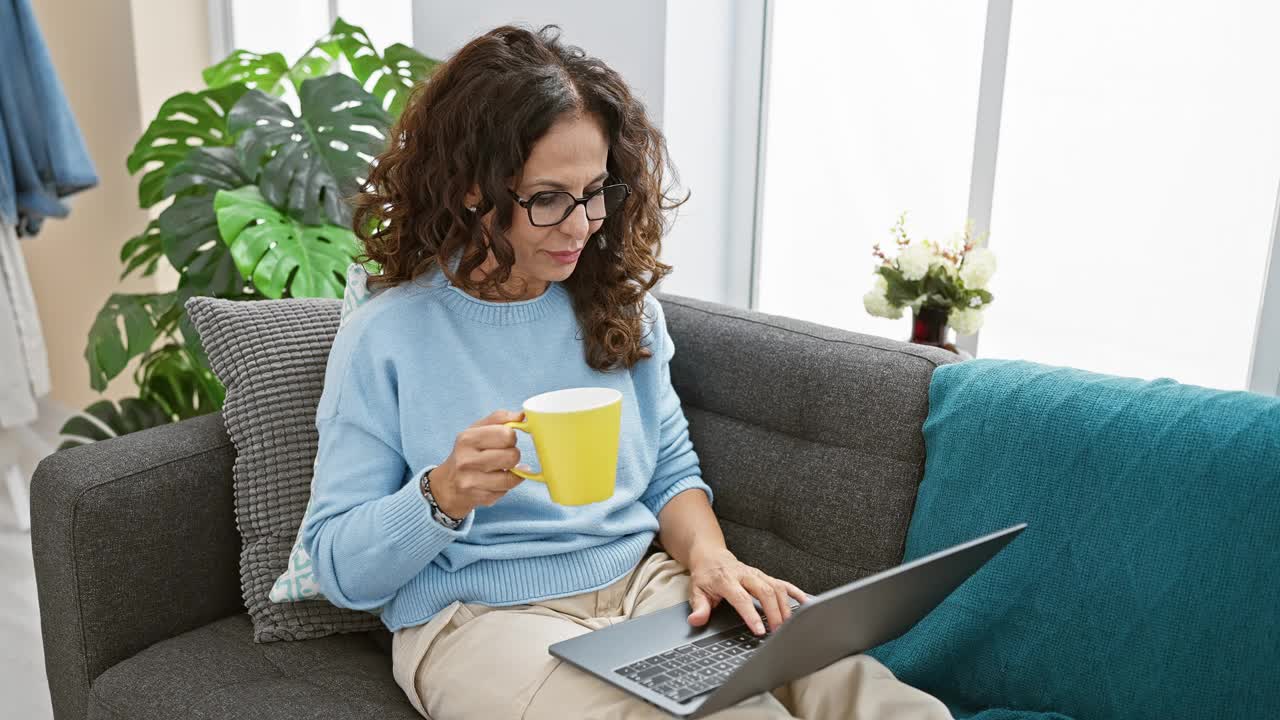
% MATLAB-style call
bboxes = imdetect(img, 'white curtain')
[0,222,56,529]
[0,222,50,427]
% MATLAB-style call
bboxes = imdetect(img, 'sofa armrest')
[31,411,242,720]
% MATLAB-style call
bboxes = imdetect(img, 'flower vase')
[910,306,950,347]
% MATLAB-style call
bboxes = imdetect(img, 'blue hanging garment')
[0,0,98,236]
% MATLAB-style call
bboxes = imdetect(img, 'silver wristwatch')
[420,468,464,530]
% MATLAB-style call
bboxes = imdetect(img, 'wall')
[130,0,212,292]
[23,0,152,413]
[131,0,212,133]
[411,0,667,123]
[21,0,207,414]
[658,1,734,302]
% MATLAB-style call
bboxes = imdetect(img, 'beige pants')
[392,552,950,720]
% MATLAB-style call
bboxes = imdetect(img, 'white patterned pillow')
[270,263,378,604]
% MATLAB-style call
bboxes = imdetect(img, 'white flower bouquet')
[863,214,996,338]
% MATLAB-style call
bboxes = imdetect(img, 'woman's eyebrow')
[527,171,609,190]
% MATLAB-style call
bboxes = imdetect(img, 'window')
[757,1,987,339]
[979,1,1280,390]
[756,1,1280,391]
[226,0,412,63]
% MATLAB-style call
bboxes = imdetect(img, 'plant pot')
[910,306,950,347]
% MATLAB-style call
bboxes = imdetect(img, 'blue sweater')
[301,269,712,631]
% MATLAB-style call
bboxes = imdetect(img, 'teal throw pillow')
[873,360,1280,719]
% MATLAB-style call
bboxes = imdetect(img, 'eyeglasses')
[509,183,631,227]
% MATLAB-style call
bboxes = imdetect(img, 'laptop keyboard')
[614,618,772,703]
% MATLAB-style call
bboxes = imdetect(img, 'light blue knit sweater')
[301,269,712,631]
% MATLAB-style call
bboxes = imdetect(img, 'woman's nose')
[558,202,590,241]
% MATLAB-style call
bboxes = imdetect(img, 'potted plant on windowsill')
[862,213,997,353]
[57,18,441,448]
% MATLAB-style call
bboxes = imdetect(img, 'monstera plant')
[58,19,440,448]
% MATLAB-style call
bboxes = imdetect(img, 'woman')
[303,25,949,720]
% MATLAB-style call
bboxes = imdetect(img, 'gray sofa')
[31,295,956,719]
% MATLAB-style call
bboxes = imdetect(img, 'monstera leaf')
[329,18,440,115]
[136,343,225,422]
[287,38,343,91]
[78,22,435,449]
[158,196,249,298]
[127,84,247,208]
[156,147,253,297]
[214,185,361,299]
[119,219,164,280]
[378,44,441,114]
[84,292,183,392]
[57,397,174,450]
[162,145,251,197]
[202,49,289,94]
[229,74,390,227]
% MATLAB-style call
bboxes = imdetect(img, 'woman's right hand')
[427,410,527,519]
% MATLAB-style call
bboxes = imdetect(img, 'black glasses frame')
[509,183,632,227]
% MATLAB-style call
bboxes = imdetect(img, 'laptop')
[549,523,1026,718]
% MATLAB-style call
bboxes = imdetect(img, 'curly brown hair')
[352,25,684,371]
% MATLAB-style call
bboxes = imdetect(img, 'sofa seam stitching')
[684,403,924,468]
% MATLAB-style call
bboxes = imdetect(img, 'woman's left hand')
[686,547,808,635]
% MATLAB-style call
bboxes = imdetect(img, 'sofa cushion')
[660,296,959,593]
[89,614,414,720]
[872,359,1280,718]
[186,296,381,642]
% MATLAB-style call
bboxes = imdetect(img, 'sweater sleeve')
[639,297,714,517]
[300,321,473,611]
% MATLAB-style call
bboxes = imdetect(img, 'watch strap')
[420,468,464,530]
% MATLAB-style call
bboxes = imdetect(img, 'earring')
[596,233,607,250]
[466,206,477,213]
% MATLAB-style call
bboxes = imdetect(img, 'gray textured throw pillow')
[186,296,381,642]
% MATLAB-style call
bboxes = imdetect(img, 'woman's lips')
[547,248,582,264]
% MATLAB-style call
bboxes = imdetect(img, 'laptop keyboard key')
[635,665,665,681]
[641,674,669,688]
[673,686,700,702]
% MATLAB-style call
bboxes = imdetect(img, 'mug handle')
[502,421,545,482]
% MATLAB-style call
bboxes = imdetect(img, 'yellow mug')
[503,387,622,505]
